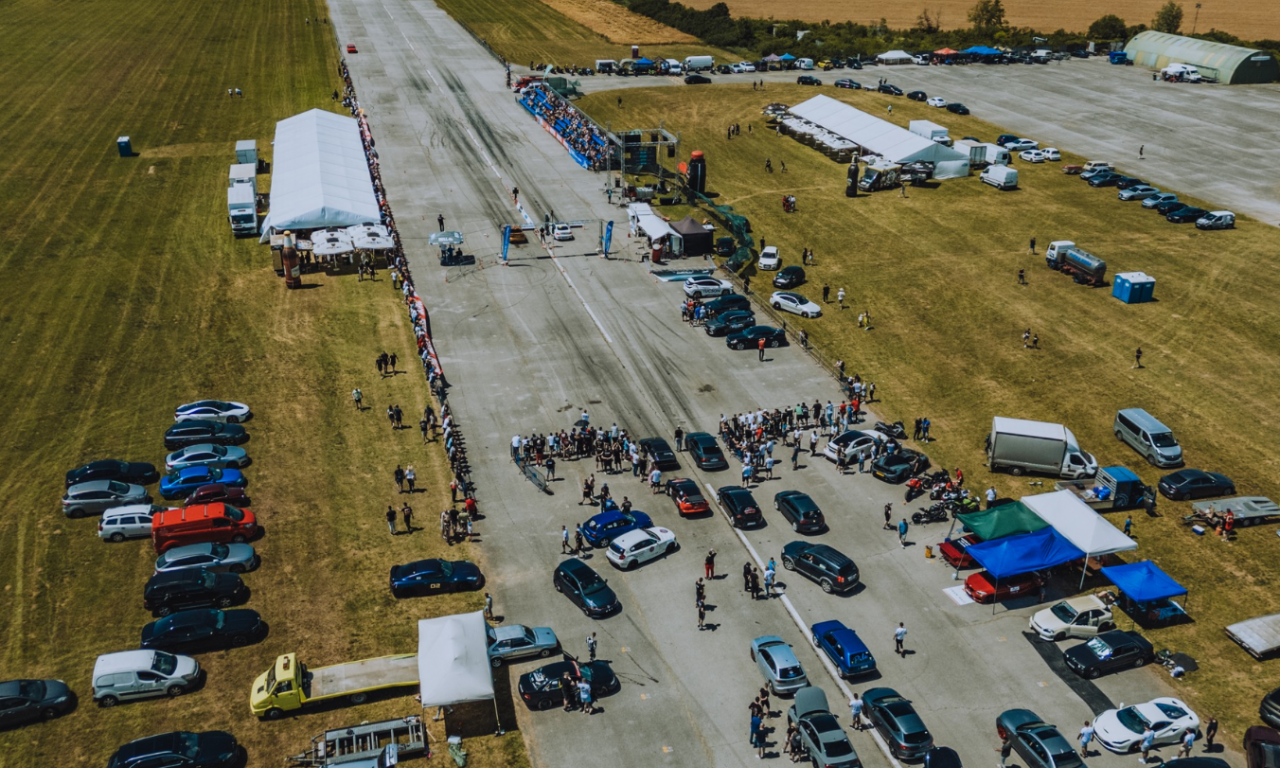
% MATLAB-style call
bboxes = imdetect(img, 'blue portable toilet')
[1113,271,1155,304]
[117,136,133,157]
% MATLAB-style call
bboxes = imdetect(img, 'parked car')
[1019,150,1046,163]
[704,309,756,337]
[834,79,861,89]
[1196,210,1235,229]
[789,686,861,768]
[726,325,786,350]
[878,83,903,95]
[822,429,884,463]
[517,660,619,709]
[667,477,711,516]
[774,490,826,533]
[683,276,733,298]
[938,532,983,569]
[1155,199,1190,215]
[684,74,711,85]
[487,625,558,667]
[1006,139,1040,151]
[771,291,821,318]
[946,103,970,115]
[606,526,677,569]
[685,432,728,470]
[182,483,250,508]
[752,636,809,695]
[62,480,150,518]
[92,650,202,707]
[154,542,258,575]
[552,223,573,240]
[0,679,75,726]
[996,709,1082,768]
[701,293,751,317]
[160,466,246,500]
[1042,148,1061,160]
[553,559,619,617]
[107,731,240,768]
[164,421,248,451]
[1029,596,1116,641]
[717,486,765,528]
[1092,697,1199,753]
[1088,172,1124,187]
[1167,206,1209,223]
[639,437,679,471]
[1262,687,1280,729]
[964,570,1042,604]
[389,559,484,597]
[1114,176,1146,189]
[871,449,929,483]
[151,503,257,553]
[1119,184,1160,201]
[144,569,249,616]
[865,687,935,759]
[99,504,166,542]
[174,400,250,424]
[758,246,781,270]
[1143,192,1179,209]
[1159,469,1235,500]
[66,460,158,488]
[582,509,653,548]
[773,265,807,288]
[1246,726,1280,768]
[797,75,822,85]
[140,609,267,653]
[907,90,927,101]
[781,541,859,593]
[926,96,947,107]
[1063,630,1154,678]
[811,620,877,678]
[164,444,249,471]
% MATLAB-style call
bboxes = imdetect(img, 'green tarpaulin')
[956,501,1049,541]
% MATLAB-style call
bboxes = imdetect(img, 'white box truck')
[956,140,1009,169]
[909,120,951,146]
[235,140,257,166]
[228,185,258,236]
[682,55,715,72]
[229,163,256,196]
[981,165,1018,190]
[988,416,1097,478]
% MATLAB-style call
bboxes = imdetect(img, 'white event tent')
[1023,490,1137,585]
[417,611,494,708]
[876,49,915,65]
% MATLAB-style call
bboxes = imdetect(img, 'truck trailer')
[989,417,1097,478]
[1227,613,1280,659]
[1045,240,1107,286]
[682,55,715,72]
[251,652,419,719]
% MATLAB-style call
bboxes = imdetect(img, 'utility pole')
[1192,3,1202,35]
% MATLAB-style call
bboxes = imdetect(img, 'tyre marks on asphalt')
[1021,631,1116,715]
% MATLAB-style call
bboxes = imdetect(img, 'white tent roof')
[417,611,493,707]
[628,203,678,242]
[258,109,381,241]
[877,50,914,62]
[1023,490,1138,557]
[788,96,969,177]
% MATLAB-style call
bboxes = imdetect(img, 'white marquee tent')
[258,109,382,241]
[416,611,494,708]
[1023,490,1137,587]
[628,203,679,245]
[876,49,915,65]
[788,95,970,179]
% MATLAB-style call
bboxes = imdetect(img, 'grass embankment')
[0,0,526,765]
[580,83,1280,738]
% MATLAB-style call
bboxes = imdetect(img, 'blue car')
[160,466,247,500]
[811,620,877,678]
[581,509,653,549]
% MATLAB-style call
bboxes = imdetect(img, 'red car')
[964,570,1043,604]
[939,533,983,569]
[346,43,358,53]
[183,483,251,508]
[667,478,710,517]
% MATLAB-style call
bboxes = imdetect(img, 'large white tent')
[258,109,382,241]
[416,612,493,708]
[876,50,915,65]
[788,96,970,179]
[628,203,679,245]
[1023,490,1137,558]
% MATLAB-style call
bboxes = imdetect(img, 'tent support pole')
[493,697,504,736]
[1079,557,1089,590]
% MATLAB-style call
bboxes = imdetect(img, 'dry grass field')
[580,83,1280,741]
[678,0,1278,42]
[539,0,696,43]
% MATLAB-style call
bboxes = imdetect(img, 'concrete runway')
[328,3,1244,767]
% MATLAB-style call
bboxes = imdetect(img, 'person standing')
[822,284,830,303]
[1204,716,1218,748]
[562,525,572,554]
[849,693,865,731]
[674,425,684,451]
[394,465,406,493]
[1140,145,1145,159]
[894,622,907,657]
[758,336,767,362]
[1078,721,1094,758]
[998,736,1013,767]
[586,632,598,661]
[809,430,819,455]
[1140,726,1156,764]
[986,486,998,509]
[1124,515,1133,537]
[695,577,706,604]
[405,465,416,493]
[484,592,494,620]
[1018,268,1027,285]
[750,712,764,756]
[1134,347,1144,368]
[1029,236,1037,254]
[763,564,775,598]
[579,680,594,714]
[574,526,585,556]
[401,503,413,532]
[437,213,445,232]
[884,503,893,530]
[898,517,909,548]
[386,505,398,535]
[837,287,846,309]
[389,352,398,372]
[561,672,576,712]
[352,388,363,409]
[705,549,717,579]
[1179,729,1195,758]
[697,599,706,630]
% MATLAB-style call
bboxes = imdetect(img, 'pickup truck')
[252,652,418,719]
[1054,466,1149,511]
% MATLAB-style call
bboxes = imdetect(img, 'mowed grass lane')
[581,84,1280,738]
[0,0,526,765]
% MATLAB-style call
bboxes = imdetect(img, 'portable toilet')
[235,140,257,166]
[1112,271,1156,304]
[117,136,132,157]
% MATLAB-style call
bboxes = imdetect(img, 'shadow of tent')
[444,668,522,739]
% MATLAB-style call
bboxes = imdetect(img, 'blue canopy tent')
[962,45,1004,58]
[967,528,1085,612]
[779,53,796,61]
[1101,560,1190,626]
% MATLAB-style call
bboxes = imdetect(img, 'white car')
[174,400,251,424]
[822,430,884,463]
[683,276,733,298]
[552,223,573,241]
[606,526,677,569]
[758,246,780,270]
[926,97,948,108]
[1005,139,1039,152]
[98,504,166,542]
[1041,148,1061,161]
[1019,149,1045,163]
[1092,698,1199,753]
[770,291,821,318]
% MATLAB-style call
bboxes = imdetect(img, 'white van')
[981,165,1018,190]
[1196,210,1235,230]
[92,650,202,706]
[98,504,166,542]
[1162,63,1202,82]
[797,58,814,70]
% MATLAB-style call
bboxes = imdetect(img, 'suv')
[717,486,765,528]
[797,75,822,86]
[100,504,166,542]
[151,503,258,553]
[107,731,241,768]
[758,246,780,270]
[62,480,149,518]
[774,491,826,533]
[553,559,619,617]
[144,569,249,616]
[92,650,202,707]
[781,541,859,593]
[702,293,751,317]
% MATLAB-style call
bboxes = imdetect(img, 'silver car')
[154,542,258,575]
[1119,184,1159,201]
[164,443,249,471]
[486,625,559,667]
[751,635,809,695]
[62,480,150,519]
[98,504,167,542]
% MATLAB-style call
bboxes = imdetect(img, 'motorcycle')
[912,502,950,525]
[904,476,926,502]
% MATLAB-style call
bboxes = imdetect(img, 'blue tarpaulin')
[967,528,1085,579]
[635,57,654,66]
[1101,561,1187,602]
[963,46,1003,56]
[779,53,796,61]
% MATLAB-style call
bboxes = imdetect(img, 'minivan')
[99,504,167,542]
[1115,408,1183,467]
[92,650,202,706]
[1196,210,1235,230]
[152,503,257,553]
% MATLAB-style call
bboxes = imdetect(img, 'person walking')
[389,353,398,373]
[574,526,585,557]
[1029,236,1037,254]
[1140,726,1156,764]
[437,213,445,232]
[697,599,706,630]
[898,517,909,548]
[1124,515,1133,537]
[696,577,706,604]
[420,417,429,442]
[562,525,572,554]
[386,505,398,535]
[705,549,717,579]
[822,284,830,303]
[837,287,846,309]
[849,693,865,731]
[484,592,494,620]
[394,465,406,493]
[1178,729,1195,758]
[998,736,1013,768]
[1018,268,1026,285]
[1134,347,1143,368]
[809,431,819,455]
[743,562,753,593]
[1204,716,1218,748]
[883,502,893,530]
[758,336,767,362]
[1078,721,1095,758]
[405,465,417,493]
[580,480,592,506]
[352,388,363,409]
[894,622,907,657]
[401,503,413,532]
[586,632,598,661]
[1140,145,1145,159]
[1023,328,1032,348]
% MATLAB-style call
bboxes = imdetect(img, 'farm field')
[579,83,1280,738]
[0,0,525,766]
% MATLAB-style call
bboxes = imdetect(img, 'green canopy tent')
[945,501,1050,577]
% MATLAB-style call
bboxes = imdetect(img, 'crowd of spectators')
[518,85,613,171]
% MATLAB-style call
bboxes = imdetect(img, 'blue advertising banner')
[502,225,511,262]
[602,221,613,256]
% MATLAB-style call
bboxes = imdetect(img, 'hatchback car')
[758,245,781,270]
[871,449,929,483]
[771,292,821,318]
[62,480,150,518]
[1167,206,1209,223]
[154,542,258,575]
[164,444,249,471]
[865,688,935,759]
[907,90,927,101]
[718,486,765,528]
[773,265,806,288]
[1041,148,1061,160]
[878,83,903,95]
[926,96,947,107]
[160,466,247,500]
[996,709,1082,768]
[685,432,728,470]
[163,421,248,450]
[140,609,267,653]
[774,490,826,533]
[683,276,733,298]
[964,570,1042,604]
[553,559,619,617]
[99,504,166,542]
[938,532,983,569]
[107,731,241,768]
[752,636,809,695]
[834,79,861,89]
[389,559,484,597]
[823,430,883,463]
[517,660,619,709]
[946,103,970,114]
[174,400,251,424]
[1092,697,1199,753]
[1006,139,1039,151]
[797,75,822,86]
[789,686,861,768]
[703,309,756,337]
[0,679,75,727]
[782,541,859,593]
[811,620,877,678]
[1119,184,1160,201]
[638,437,679,471]
[1143,192,1179,209]
[487,624,559,667]
[144,569,249,616]
[66,460,158,488]
[552,223,573,241]
[726,326,786,350]
[1019,150,1045,163]
[667,477,711,515]
[581,509,653,548]
[606,526,677,569]
[1159,469,1235,500]
[1063,630,1154,679]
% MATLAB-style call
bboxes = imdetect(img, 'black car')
[65,460,159,488]
[1115,176,1147,190]
[1158,468,1234,499]
[108,731,241,768]
[781,541,858,593]
[144,569,249,617]
[726,326,786,350]
[774,490,826,533]
[1088,173,1123,187]
[878,83,903,96]
[864,687,935,759]
[702,293,751,317]
[871,449,930,483]
[1263,686,1280,729]
[717,486,765,528]
[773,265,806,289]
[848,59,864,70]
[1167,206,1209,223]
[140,609,267,653]
[797,75,822,86]
[0,679,75,727]
[517,660,619,710]
[685,432,728,470]
[163,421,248,451]
[925,747,963,768]
[1155,199,1190,215]
[907,90,927,101]
[834,79,861,89]
[1063,630,1154,679]
[553,559,619,617]
[639,437,679,471]
[684,74,711,85]
[704,309,756,337]
[390,559,485,597]
[996,709,1083,768]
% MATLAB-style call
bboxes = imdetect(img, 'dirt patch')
[537,0,696,44]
